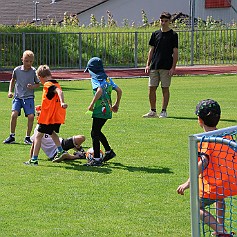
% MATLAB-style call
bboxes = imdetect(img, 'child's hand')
[61,103,68,109]
[112,105,119,113]
[8,92,13,98]
[27,84,33,89]
[88,104,94,111]
[176,181,190,195]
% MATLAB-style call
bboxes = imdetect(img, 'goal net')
[189,125,237,237]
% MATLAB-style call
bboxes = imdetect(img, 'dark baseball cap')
[195,99,221,118]
[84,57,108,80]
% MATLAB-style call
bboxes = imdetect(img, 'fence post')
[78,32,82,69]
[134,32,138,68]
[190,0,195,66]
[22,32,26,53]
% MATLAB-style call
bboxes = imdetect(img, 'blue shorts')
[12,97,35,117]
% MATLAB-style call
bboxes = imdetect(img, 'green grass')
[0,74,236,237]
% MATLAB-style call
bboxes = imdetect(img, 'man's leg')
[143,86,158,118]
[161,87,170,111]
[149,86,157,111]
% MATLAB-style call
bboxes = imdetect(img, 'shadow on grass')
[109,162,173,174]
[63,163,113,174]
[46,160,173,175]
[169,116,237,123]
[168,116,197,120]
[61,87,88,92]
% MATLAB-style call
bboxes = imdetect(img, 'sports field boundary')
[0,65,236,82]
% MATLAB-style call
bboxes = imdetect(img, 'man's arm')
[169,47,178,76]
[145,46,154,74]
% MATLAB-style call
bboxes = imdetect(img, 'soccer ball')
[85,147,104,160]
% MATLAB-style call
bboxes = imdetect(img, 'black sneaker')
[84,158,103,167]
[103,149,116,162]
[24,137,32,145]
[3,135,15,144]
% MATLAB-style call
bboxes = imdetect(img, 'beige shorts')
[149,69,171,87]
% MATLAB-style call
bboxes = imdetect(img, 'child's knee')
[27,113,34,121]
[11,110,19,119]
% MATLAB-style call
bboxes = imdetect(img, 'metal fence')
[0,29,237,70]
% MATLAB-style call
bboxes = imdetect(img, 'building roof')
[0,0,108,25]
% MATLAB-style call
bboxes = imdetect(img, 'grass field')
[0,74,236,237]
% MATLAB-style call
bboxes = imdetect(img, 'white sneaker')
[159,111,167,118]
[142,110,158,118]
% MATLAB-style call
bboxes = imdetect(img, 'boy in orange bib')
[24,65,68,165]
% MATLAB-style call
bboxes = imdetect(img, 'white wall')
[78,0,190,26]
[195,1,237,24]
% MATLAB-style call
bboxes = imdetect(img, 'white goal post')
[189,125,237,237]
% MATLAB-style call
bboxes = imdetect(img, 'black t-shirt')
[149,29,178,70]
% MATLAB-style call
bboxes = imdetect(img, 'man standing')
[143,12,178,118]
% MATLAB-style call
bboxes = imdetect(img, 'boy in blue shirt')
[84,57,122,166]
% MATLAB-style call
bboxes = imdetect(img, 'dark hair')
[160,12,171,19]
[195,99,221,127]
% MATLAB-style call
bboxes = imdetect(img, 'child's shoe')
[24,159,38,166]
[52,150,68,162]
[24,137,32,145]
[84,158,103,166]
[3,135,15,144]
[103,149,116,162]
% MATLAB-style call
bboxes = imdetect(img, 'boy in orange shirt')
[177,99,236,237]
[24,65,68,165]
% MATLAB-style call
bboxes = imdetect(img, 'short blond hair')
[23,50,34,58]
[37,65,52,78]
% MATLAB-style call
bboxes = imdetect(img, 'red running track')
[0,65,236,81]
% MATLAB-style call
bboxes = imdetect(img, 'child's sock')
[10,133,15,137]
[31,155,38,161]
[57,146,63,152]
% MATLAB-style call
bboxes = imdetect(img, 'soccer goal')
[189,125,237,237]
